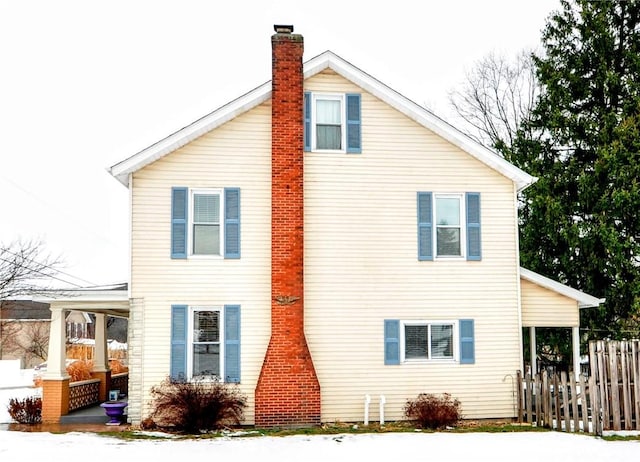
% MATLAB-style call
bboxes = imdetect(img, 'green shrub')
[145,376,247,433]
[8,396,42,424]
[404,393,461,429]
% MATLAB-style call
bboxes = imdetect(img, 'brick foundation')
[254,25,321,428]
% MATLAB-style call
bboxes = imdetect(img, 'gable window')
[316,96,342,150]
[384,319,475,365]
[417,192,481,261]
[171,304,241,383]
[304,92,361,153]
[171,187,240,259]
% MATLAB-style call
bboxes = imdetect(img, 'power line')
[0,247,93,289]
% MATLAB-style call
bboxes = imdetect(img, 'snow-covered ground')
[1,374,638,461]
[0,427,639,462]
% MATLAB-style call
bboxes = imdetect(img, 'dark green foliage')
[146,377,247,433]
[512,0,640,342]
[404,393,462,429]
[8,396,42,424]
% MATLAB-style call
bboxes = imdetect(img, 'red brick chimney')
[254,25,321,427]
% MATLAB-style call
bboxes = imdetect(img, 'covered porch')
[519,268,603,380]
[37,285,130,424]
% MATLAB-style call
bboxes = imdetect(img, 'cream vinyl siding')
[520,278,580,327]
[304,70,522,422]
[129,102,272,424]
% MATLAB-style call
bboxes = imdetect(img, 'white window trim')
[433,192,466,260]
[400,320,459,363]
[311,93,346,153]
[186,306,225,382]
[189,188,224,258]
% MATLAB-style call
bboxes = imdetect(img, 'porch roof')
[35,283,129,318]
[520,267,604,308]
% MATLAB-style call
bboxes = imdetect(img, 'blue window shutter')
[304,92,311,152]
[417,192,433,261]
[171,187,188,259]
[224,305,241,383]
[170,305,188,380]
[224,188,241,259]
[384,319,400,365]
[459,319,475,364]
[346,93,361,153]
[466,192,481,261]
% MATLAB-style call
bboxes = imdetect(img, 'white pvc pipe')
[364,394,371,425]
[379,395,386,425]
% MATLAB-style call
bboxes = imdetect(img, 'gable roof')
[109,50,536,191]
[520,267,604,308]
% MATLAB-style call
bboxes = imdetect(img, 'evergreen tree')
[517,0,640,339]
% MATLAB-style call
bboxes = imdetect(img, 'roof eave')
[520,267,604,309]
[108,81,272,188]
[311,51,536,190]
[109,50,536,190]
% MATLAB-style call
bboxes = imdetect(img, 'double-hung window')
[417,192,481,261]
[190,307,221,379]
[315,95,343,150]
[304,92,361,153]
[435,194,463,257]
[171,304,241,383]
[192,190,221,256]
[171,187,240,259]
[403,321,455,361]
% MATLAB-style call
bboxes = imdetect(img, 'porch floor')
[60,402,127,425]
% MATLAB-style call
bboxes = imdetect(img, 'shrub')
[66,360,93,382]
[404,393,461,429]
[8,396,42,424]
[146,376,247,433]
[109,359,128,374]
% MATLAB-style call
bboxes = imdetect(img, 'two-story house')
[106,25,601,428]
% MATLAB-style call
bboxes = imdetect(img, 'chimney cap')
[274,24,294,34]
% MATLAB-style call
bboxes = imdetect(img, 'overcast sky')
[0,0,559,288]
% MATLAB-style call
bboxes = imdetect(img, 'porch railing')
[68,378,101,411]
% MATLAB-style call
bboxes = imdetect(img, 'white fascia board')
[520,267,604,308]
[35,289,129,303]
[109,81,272,187]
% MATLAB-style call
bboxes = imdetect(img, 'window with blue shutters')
[303,92,361,153]
[417,191,482,261]
[170,187,240,259]
[384,318,475,365]
[170,304,241,382]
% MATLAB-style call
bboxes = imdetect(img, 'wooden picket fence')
[517,339,640,435]
[589,339,640,432]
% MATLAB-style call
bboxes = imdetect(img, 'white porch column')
[572,326,581,380]
[94,313,109,372]
[44,306,69,379]
[529,326,537,376]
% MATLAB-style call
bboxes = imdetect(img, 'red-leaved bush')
[404,393,461,429]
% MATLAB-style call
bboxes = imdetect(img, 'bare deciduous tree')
[0,239,66,300]
[0,239,67,359]
[448,49,540,153]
